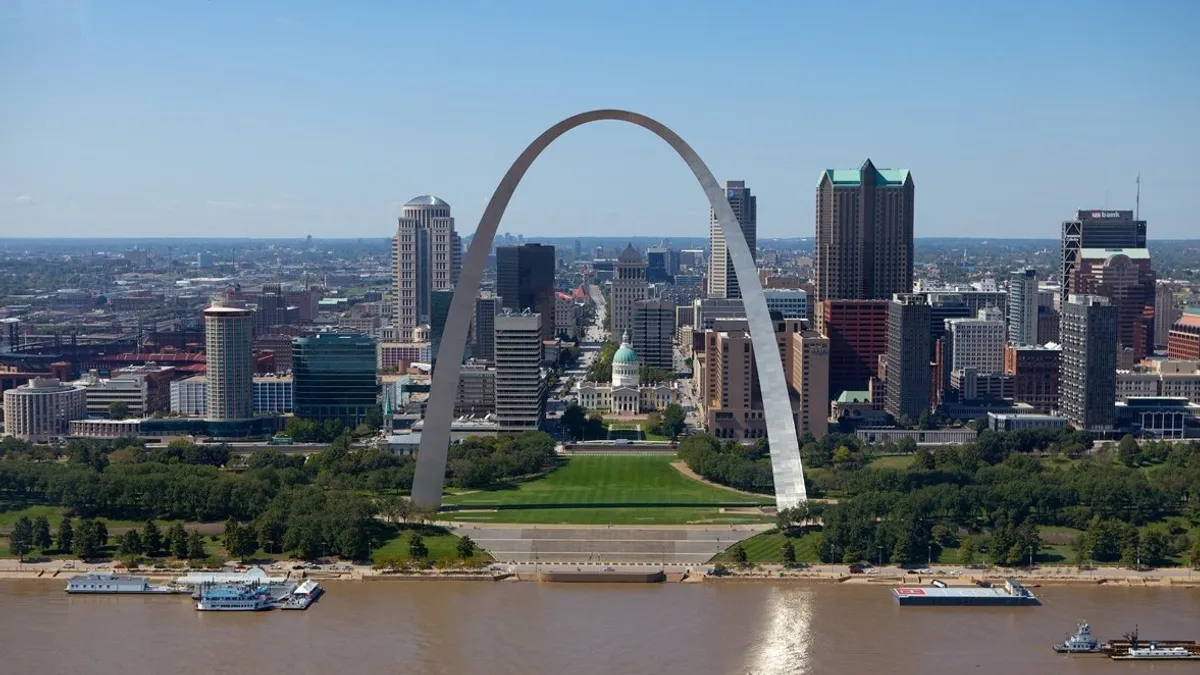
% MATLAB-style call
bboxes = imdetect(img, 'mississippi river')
[3,580,1199,674]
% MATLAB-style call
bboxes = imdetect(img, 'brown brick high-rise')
[815,159,914,303]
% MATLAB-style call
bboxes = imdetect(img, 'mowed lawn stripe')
[445,455,771,507]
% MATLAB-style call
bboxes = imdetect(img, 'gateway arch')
[411,109,807,510]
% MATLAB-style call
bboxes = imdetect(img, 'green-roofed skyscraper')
[814,158,915,304]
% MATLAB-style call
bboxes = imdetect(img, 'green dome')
[613,344,638,364]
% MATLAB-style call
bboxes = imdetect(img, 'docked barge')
[892,578,1039,606]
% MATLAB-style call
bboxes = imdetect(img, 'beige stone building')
[391,195,461,341]
[609,244,648,338]
[695,317,829,441]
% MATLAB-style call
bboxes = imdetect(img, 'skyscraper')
[1060,294,1118,431]
[884,294,931,422]
[494,310,545,434]
[292,333,379,428]
[1008,268,1038,346]
[1071,250,1155,368]
[392,195,458,341]
[815,159,914,303]
[708,180,756,299]
[203,303,254,421]
[472,294,501,363]
[610,244,648,338]
[1155,282,1180,350]
[631,299,675,371]
[1061,209,1146,302]
[496,243,556,340]
[429,288,455,367]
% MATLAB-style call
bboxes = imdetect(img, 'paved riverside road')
[445,523,770,565]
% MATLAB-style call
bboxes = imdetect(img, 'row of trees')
[115,521,207,559]
[9,516,107,560]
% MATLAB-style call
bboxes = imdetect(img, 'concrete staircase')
[448,525,767,565]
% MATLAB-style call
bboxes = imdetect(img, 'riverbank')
[6,557,1200,588]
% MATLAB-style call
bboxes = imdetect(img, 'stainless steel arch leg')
[411,110,807,510]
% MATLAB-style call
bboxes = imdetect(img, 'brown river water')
[2,579,1198,675]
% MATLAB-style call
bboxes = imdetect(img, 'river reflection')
[745,585,814,674]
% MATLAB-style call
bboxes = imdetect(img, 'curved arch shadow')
[411,110,807,510]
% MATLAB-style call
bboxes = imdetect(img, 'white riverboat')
[65,573,180,595]
[195,585,273,611]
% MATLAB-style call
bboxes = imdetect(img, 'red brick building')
[1168,313,1200,360]
[1004,344,1062,413]
[822,299,889,399]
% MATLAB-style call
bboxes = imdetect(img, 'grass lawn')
[710,531,823,564]
[370,527,492,564]
[444,455,771,509]
[444,507,772,526]
[0,502,187,533]
[0,503,62,529]
[867,455,914,470]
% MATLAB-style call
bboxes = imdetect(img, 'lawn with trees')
[445,454,769,509]
[0,431,553,563]
[688,429,1200,568]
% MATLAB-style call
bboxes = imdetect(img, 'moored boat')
[65,573,183,595]
[195,585,273,611]
[278,579,323,610]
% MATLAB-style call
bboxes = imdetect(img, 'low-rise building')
[1116,360,1200,404]
[169,376,295,416]
[74,371,149,418]
[987,413,1069,432]
[2,377,88,441]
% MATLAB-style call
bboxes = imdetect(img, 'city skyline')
[3,1,1196,239]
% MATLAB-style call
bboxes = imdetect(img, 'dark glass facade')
[430,288,454,367]
[496,243,555,340]
[292,333,379,427]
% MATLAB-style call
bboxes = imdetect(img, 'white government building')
[575,332,678,414]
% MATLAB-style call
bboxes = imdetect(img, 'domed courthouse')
[575,332,679,415]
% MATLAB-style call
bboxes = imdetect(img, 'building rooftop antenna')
[1135,173,1141,220]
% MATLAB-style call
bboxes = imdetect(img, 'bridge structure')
[411,109,807,511]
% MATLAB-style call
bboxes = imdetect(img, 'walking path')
[669,461,768,499]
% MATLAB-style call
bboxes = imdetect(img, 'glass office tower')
[292,333,379,428]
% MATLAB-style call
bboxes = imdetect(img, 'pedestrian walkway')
[449,524,766,564]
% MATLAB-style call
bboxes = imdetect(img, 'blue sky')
[1,0,1196,239]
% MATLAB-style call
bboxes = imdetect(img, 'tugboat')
[1054,622,1103,653]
